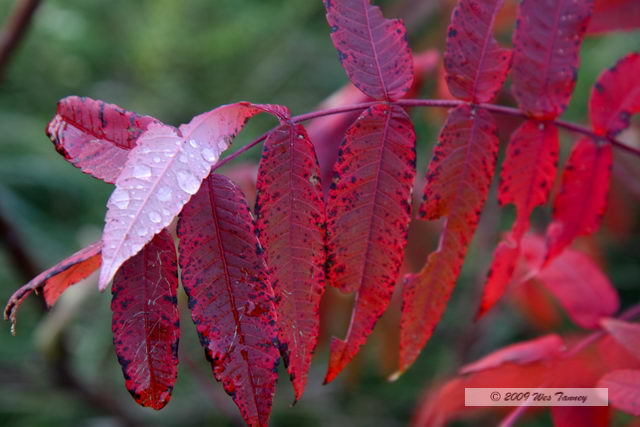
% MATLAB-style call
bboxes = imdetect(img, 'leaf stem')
[214,98,640,170]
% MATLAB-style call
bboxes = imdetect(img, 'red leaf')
[598,370,640,416]
[601,318,640,361]
[398,106,499,376]
[111,229,179,410]
[460,334,565,374]
[536,248,619,329]
[511,0,594,119]
[545,138,612,263]
[254,124,326,401]
[177,173,279,427]
[444,0,512,103]
[323,0,414,101]
[589,52,640,137]
[477,121,559,318]
[588,0,640,34]
[4,241,102,334]
[550,406,611,427]
[100,103,279,290]
[324,104,415,383]
[46,96,159,184]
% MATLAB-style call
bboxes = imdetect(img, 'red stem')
[213,98,640,171]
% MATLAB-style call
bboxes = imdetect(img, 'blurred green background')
[0,0,639,426]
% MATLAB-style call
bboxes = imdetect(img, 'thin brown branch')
[0,0,42,80]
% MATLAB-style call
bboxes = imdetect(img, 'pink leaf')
[511,0,594,119]
[598,370,640,416]
[111,230,179,410]
[477,121,559,318]
[47,96,159,183]
[99,102,278,290]
[545,138,612,263]
[323,0,414,101]
[601,318,640,361]
[589,52,640,137]
[460,334,565,374]
[537,249,619,329]
[4,241,102,334]
[398,106,499,376]
[444,0,512,103]
[254,123,326,401]
[178,173,279,427]
[325,104,416,383]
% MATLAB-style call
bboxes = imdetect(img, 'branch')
[0,0,42,80]
[213,98,640,171]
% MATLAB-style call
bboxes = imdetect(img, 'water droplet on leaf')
[157,186,172,202]
[133,164,151,179]
[111,188,130,209]
[177,170,200,194]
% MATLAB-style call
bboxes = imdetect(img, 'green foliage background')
[0,1,638,426]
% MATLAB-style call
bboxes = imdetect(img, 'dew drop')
[157,186,172,202]
[111,188,130,209]
[137,227,148,237]
[201,147,218,162]
[162,209,170,216]
[179,154,188,163]
[133,164,152,179]
[177,170,200,194]
[153,156,161,163]
[189,139,199,148]
[148,211,162,223]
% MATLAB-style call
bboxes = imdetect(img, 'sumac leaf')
[325,104,416,383]
[99,103,280,290]
[460,334,565,374]
[589,52,640,137]
[111,229,179,410]
[178,173,279,427]
[545,138,612,263]
[588,0,640,34]
[511,0,594,119]
[550,407,610,427]
[399,105,499,376]
[323,0,414,101]
[4,241,102,334]
[46,96,159,184]
[444,0,512,103]
[254,124,326,401]
[536,247,619,329]
[477,121,559,318]
[598,370,640,416]
[601,318,640,361]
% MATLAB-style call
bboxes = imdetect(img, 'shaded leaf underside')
[511,0,594,119]
[323,0,414,100]
[111,229,179,410]
[444,0,511,103]
[254,123,326,401]
[178,173,279,427]
[325,104,415,383]
[399,105,499,375]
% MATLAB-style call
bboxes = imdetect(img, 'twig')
[213,98,640,171]
[0,0,42,80]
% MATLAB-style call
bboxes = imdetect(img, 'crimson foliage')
[5,0,640,425]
